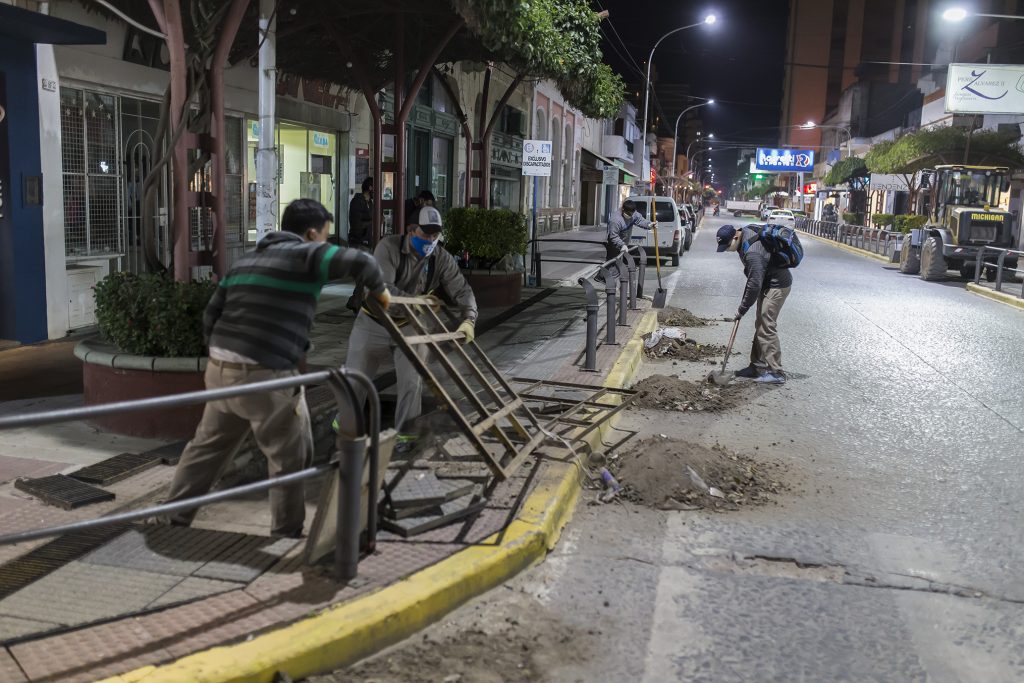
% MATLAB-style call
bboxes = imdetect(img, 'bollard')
[334,435,365,581]
[578,278,600,371]
[623,249,639,310]
[601,267,617,345]
[636,247,647,299]
[974,249,985,283]
[618,259,629,327]
[995,250,1007,292]
[533,249,543,288]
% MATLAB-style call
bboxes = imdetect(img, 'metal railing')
[0,367,380,581]
[972,246,1024,298]
[577,246,646,372]
[797,218,901,259]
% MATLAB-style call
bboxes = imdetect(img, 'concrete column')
[255,0,278,242]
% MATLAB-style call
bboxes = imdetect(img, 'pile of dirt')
[644,335,730,363]
[630,374,747,412]
[611,437,787,510]
[657,306,714,327]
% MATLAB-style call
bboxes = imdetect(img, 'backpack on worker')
[742,223,804,268]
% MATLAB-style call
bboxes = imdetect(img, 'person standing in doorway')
[348,177,373,250]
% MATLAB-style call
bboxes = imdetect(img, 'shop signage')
[945,63,1024,115]
[803,182,818,194]
[602,165,619,185]
[868,173,916,192]
[755,148,815,172]
[312,132,329,148]
[521,139,552,176]
[492,142,523,168]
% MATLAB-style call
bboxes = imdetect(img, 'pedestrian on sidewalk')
[347,177,373,250]
[600,199,654,281]
[159,199,390,538]
[339,205,477,454]
[716,224,792,385]
[404,190,436,233]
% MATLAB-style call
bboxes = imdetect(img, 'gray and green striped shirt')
[204,232,385,369]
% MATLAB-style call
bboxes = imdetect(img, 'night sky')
[595,0,791,190]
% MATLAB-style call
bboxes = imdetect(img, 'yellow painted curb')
[966,282,1024,310]
[97,309,656,683]
[800,230,891,263]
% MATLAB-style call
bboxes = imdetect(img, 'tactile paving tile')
[388,472,475,510]
[0,648,28,682]
[13,474,114,510]
[68,451,161,486]
[81,525,266,578]
[381,498,487,538]
[0,561,180,628]
[0,615,60,643]
[192,536,299,583]
[150,576,240,608]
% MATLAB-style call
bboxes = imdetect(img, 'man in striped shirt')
[160,199,390,538]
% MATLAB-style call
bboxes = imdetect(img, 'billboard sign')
[755,148,815,173]
[945,64,1024,114]
[521,139,552,176]
[869,173,917,193]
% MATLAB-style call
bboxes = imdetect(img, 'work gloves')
[619,244,629,254]
[733,310,744,322]
[374,288,392,310]
[457,320,476,344]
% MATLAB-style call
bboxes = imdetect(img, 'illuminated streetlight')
[942,7,968,21]
[705,14,717,24]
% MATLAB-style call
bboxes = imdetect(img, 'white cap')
[417,206,443,232]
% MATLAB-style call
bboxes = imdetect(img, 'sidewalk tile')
[193,536,298,583]
[151,576,240,608]
[0,562,180,627]
[9,618,169,683]
[137,589,278,657]
[81,526,250,577]
[0,456,67,486]
[0,648,27,682]
[0,615,59,642]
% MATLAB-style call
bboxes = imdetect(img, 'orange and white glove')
[373,288,392,310]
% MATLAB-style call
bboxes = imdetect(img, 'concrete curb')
[966,282,1024,311]
[97,310,659,683]
[800,230,892,264]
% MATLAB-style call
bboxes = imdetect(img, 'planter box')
[463,271,523,308]
[75,338,206,440]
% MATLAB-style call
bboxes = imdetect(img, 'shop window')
[431,137,453,212]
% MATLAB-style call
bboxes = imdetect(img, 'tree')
[865,127,1024,213]
[823,156,869,189]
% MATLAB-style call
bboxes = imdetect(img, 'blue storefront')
[0,5,103,344]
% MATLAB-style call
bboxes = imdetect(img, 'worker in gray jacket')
[340,205,477,451]
[601,199,654,280]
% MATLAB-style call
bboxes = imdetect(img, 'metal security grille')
[122,97,168,273]
[61,88,124,263]
[225,116,244,244]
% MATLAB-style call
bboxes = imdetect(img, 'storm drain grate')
[69,452,161,486]
[0,523,129,600]
[14,475,114,510]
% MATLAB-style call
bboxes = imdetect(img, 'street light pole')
[638,15,716,190]
[942,7,1024,21]
[670,100,714,199]
[800,122,852,158]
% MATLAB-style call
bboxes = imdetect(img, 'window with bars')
[60,88,123,260]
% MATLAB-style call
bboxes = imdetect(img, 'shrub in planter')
[842,211,862,225]
[93,272,216,357]
[872,213,895,229]
[443,207,528,270]
[893,214,927,233]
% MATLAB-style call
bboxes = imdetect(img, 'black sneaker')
[733,365,763,379]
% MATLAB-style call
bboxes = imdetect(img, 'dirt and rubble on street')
[656,306,716,327]
[314,596,597,683]
[643,331,732,362]
[629,373,750,411]
[608,437,788,511]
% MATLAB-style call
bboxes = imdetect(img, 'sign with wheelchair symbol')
[522,139,552,176]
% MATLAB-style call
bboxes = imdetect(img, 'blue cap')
[715,225,737,252]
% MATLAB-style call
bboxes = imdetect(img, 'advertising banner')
[754,148,815,173]
[945,63,1024,115]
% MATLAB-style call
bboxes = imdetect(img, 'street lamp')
[942,6,1024,21]
[669,100,715,198]
[638,16,718,188]
[800,121,852,158]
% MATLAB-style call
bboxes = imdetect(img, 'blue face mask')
[410,235,437,258]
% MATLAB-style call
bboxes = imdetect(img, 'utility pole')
[255,0,278,243]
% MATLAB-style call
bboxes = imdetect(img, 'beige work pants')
[165,360,312,537]
[750,286,790,373]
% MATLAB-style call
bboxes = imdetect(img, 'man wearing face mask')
[342,205,477,452]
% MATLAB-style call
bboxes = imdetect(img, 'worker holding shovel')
[600,199,655,282]
[715,224,795,385]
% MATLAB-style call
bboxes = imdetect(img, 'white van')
[626,195,684,266]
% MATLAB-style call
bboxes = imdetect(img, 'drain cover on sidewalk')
[13,475,114,509]
[69,452,161,486]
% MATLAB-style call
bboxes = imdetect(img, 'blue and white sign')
[755,148,815,173]
[945,63,1024,115]
[312,132,329,148]
[522,139,552,177]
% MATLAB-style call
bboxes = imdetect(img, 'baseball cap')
[715,225,737,252]
[416,206,443,234]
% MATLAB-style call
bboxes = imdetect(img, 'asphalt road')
[323,215,1024,683]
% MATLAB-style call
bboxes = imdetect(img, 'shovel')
[651,222,667,307]
[706,318,741,386]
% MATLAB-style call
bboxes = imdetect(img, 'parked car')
[681,204,699,234]
[760,205,774,220]
[767,209,796,227]
[627,195,684,266]
[677,205,694,251]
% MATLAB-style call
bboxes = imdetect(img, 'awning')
[0,5,106,45]
[581,147,619,169]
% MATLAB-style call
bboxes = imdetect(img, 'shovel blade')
[653,288,668,309]
[705,371,733,386]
